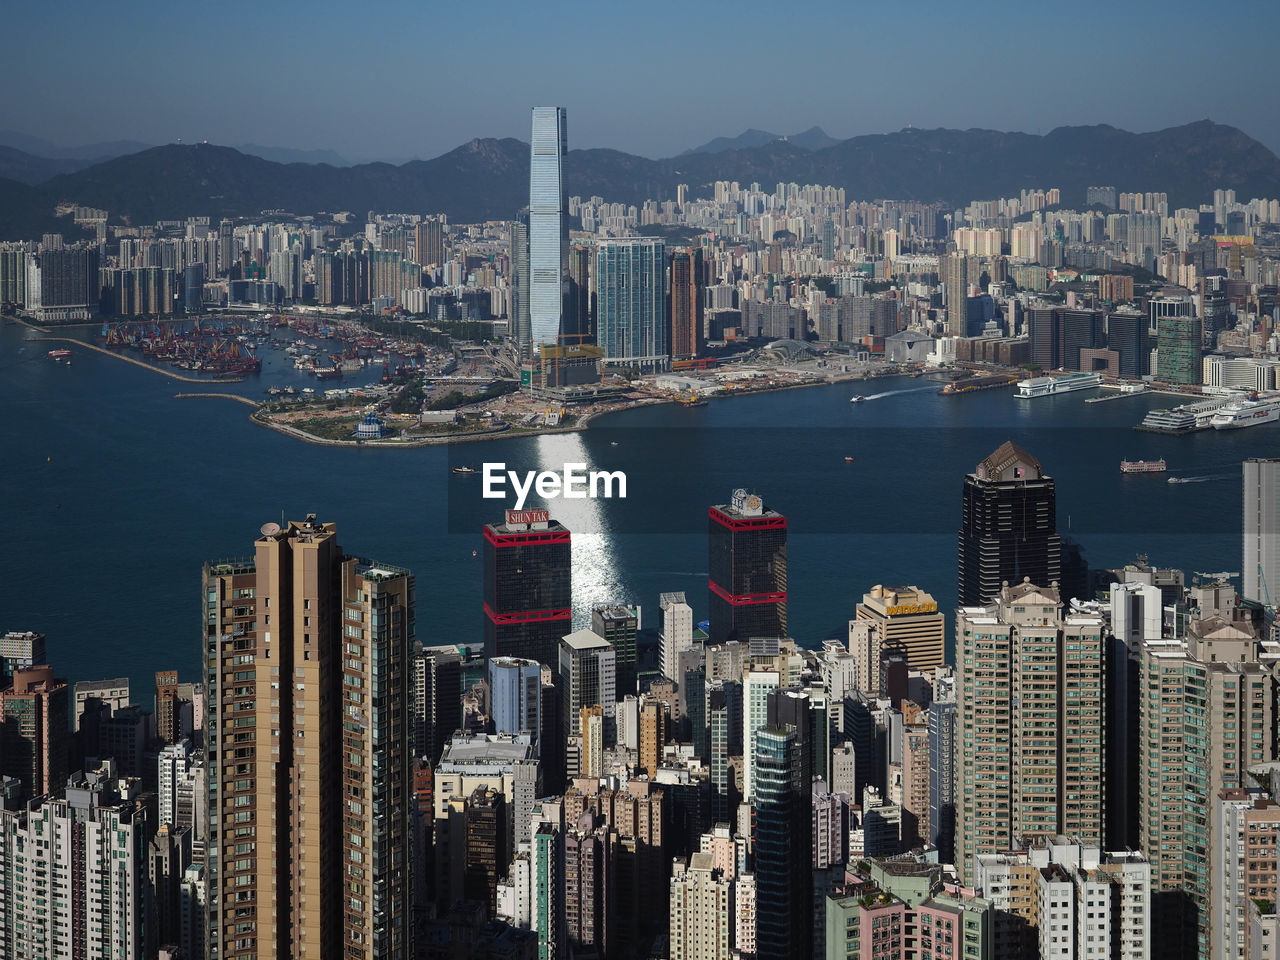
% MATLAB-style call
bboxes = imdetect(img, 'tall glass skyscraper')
[596,237,668,371]
[529,106,568,356]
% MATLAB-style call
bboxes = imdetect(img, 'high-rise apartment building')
[0,630,45,685]
[1215,787,1280,960]
[1244,459,1279,609]
[741,670,780,802]
[941,253,970,336]
[597,237,668,370]
[484,508,572,667]
[530,106,568,353]
[0,769,154,958]
[928,673,957,862]
[669,852,734,960]
[708,489,788,645]
[155,668,181,744]
[414,218,444,268]
[958,442,1062,606]
[638,699,668,776]
[954,581,1105,885]
[670,247,705,360]
[0,664,69,799]
[660,591,695,681]
[564,811,615,956]
[413,643,463,764]
[203,517,414,960]
[854,584,945,677]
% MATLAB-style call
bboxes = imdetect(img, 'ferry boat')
[47,349,72,361]
[1015,372,1103,398]
[1120,459,1167,474]
[1210,395,1280,430]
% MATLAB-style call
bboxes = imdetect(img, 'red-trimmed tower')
[483,509,572,667]
[708,489,787,645]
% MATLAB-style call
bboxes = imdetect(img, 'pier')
[174,392,259,407]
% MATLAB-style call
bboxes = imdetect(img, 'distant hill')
[2,121,1278,240]
[235,144,351,166]
[0,131,154,162]
[0,145,90,184]
[684,126,841,154]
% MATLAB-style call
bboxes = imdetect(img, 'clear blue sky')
[3,0,1278,161]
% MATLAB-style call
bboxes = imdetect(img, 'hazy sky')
[4,0,1279,161]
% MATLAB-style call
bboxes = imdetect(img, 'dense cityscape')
[3,93,1280,960]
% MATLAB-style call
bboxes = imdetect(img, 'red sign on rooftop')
[506,508,550,525]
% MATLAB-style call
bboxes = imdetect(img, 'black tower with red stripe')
[483,509,571,667]
[708,489,787,645]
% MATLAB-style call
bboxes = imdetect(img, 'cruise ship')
[1015,372,1103,398]
[1138,396,1237,433]
[1210,395,1280,430]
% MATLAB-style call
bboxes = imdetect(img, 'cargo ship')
[1015,372,1103,398]
[1120,459,1166,473]
[1209,395,1280,430]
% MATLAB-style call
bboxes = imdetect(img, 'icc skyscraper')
[529,106,568,356]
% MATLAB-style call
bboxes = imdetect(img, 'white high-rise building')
[1244,459,1280,608]
[529,106,568,355]
[157,738,199,828]
[741,670,780,801]
[670,852,734,960]
[660,591,694,680]
[0,770,152,958]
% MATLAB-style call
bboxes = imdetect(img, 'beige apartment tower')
[854,584,946,685]
[204,516,414,960]
[954,581,1105,884]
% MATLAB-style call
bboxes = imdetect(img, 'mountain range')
[1,120,1278,241]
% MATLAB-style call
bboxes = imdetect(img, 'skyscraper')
[596,237,668,370]
[511,212,531,358]
[414,217,444,268]
[1156,314,1203,385]
[954,582,1105,885]
[483,508,572,667]
[0,664,68,799]
[558,630,616,743]
[854,584,946,677]
[204,517,414,960]
[0,630,45,687]
[1243,458,1279,609]
[155,668,181,745]
[489,656,543,741]
[669,853,734,960]
[1107,307,1149,379]
[592,604,638,697]
[670,247,704,360]
[941,253,969,336]
[957,442,1062,606]
[530,106,568,353]
[708,489,787,645]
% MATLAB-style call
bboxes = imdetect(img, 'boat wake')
[859,385,939,401]
[1169,473,1234,484]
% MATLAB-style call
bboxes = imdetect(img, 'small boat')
[610,441,619,447]
[1167,477,1182,484]
[47,349,72,361]
[850,395,866,403]
[844,456,855,463]
[451,465,477,475]
[472,550,477,558]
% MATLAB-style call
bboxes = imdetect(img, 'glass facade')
[483,521,572,666]
[596,238,667,369]
[529,107,567,354]
[707,507,788,645]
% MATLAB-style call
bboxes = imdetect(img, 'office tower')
[822,219,836,261]
[511,212,531,358]
[669,853,734,960]
[708,489,788,645]
[1244,459,1280,609]
[490,656,542,740]
[1138,619,1273,960]
[530,106,568,353]
[754,692,812,960]
[592,604,638,697]
[0,769,154,958]
[742,670,780,801]
[954,581,1106,885]
[708,686,733,821]
[0,243,27,304]
[639,699,668,776]
[415,217,444,268]
[0,664,68,799]
[670,247,704,360]
[1028,305,1061,369]
[565,811,615,956]
[580,704,605,777]
[1215,788,1280,960]
[151,822,194,949]
[0,630,45,685]
[596,237,668,370]
[413,643,463,765]
[464,787,506,918]
[854,585,945,677]
[559,629,616,747]
[1060,308,1105,370]
[484,508,572,667]
[928,677,957,861]
[182,262,205,313]
[155,669,181,744]
[957,442,1062,607]
[203,517,414,960]
[659,591,695,681]
[941,253,969,336]
[1156,314,1203,385]
[1108,307,1149,378]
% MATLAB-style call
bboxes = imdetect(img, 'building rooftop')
[973,441,1044,482]
[438,733,535,767]
[561,629,610,652]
